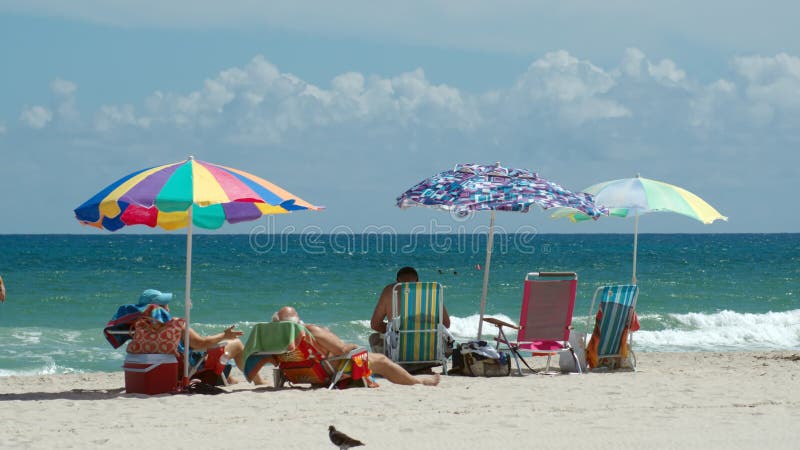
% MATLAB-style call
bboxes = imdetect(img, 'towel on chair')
[103,304,172,349]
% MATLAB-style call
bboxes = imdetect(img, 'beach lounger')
[242,322,374,390]
[385,282,449,374]
[483,272,581,375]
[585,284,639,371]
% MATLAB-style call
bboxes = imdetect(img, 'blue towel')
[103,303,173,348]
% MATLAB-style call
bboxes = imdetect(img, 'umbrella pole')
[182,208,194,387]
[632,210,639,285]
[476,211,496,339]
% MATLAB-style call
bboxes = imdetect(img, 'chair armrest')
[327,346,368,362]
[482,317,520,330]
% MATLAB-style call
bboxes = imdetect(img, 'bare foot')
[419,373,440,386]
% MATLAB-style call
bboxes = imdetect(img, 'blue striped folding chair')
[586,285,639,371]
[387,282,448,374]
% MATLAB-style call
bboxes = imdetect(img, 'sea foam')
[354,310,800,352]
[634,309,800,351]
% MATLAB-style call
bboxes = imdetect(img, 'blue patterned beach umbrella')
[397,163,607,338]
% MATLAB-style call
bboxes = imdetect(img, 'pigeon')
[329,425,364,449]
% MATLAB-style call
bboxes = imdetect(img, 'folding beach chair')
[178,343,231,386]
[242,322,374,390]
[385,282,449,374]
[585,284,639,371]
[483,272,581,375]
[105,304,230,385]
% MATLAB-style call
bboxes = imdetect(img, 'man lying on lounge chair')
[274,306,440,387]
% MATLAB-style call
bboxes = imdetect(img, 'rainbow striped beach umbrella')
[551,174,727,283]
[74,157,318,231]
[74,156,320,383]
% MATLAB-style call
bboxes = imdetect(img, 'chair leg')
[328,368,346,390]
[509,347,537,375]
[508,347,523,375]
[272,369,284,388]
[570,348,582,374]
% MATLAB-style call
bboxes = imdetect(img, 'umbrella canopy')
[551,174,727,283]
[397,162,607,338]
[75,157,318,231]
[551,175,727,224]
[398,163,605,215]
[74,157,320,384]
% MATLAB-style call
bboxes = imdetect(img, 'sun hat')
[138,289,173,306]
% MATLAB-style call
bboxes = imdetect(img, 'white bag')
[558,331,587,373]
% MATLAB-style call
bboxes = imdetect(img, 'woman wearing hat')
[138,289,265,385]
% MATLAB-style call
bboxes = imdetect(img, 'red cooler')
[124,353,178,395]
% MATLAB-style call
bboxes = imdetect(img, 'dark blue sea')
[1,233,798,376]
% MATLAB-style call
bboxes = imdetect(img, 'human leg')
[225,339,265,385]
[367,353,439,386]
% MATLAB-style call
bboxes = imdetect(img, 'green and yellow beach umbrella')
[551,174,727,283]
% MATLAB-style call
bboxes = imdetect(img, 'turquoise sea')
[1,233,798,376]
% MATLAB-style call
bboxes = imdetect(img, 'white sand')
[1,351,799,449]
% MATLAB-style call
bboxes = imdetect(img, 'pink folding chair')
[483,272,581,374]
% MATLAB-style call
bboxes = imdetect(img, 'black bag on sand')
[450,341,511,377]
[185,380,227,395]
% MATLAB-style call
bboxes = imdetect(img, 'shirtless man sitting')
[368,266,451,354]
[274,306,440,386]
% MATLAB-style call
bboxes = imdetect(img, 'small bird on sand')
[329,425,364,449]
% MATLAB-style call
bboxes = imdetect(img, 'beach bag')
[451,341,511,377]
[127,316,186,355]
[559,331,587,373]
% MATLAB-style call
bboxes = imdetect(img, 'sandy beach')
[1,351,798,449]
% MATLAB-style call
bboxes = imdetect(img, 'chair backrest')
[245,321,320,359]
[242,322,321,381]
[391,282,444,363]
[592,285,639,356]
[518,272,578,343]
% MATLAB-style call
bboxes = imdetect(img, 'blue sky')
[1,1,799,234]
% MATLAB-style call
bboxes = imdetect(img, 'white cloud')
[689,79,737,129]
[94,104,151,131]
[620,47,646,78]
[507,50,630,125]
[20,105,53,129]
[22,49,800,142]
[5,47,800,233]
[90,55,479,141]
[51,78,77,96]
[733,53,800,111]
[50,78,80,122]
[647,59,687,85]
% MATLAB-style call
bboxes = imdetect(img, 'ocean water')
[0,233,798,376]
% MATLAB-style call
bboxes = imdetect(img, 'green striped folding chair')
[586,284,639,370]
[387,282,448,374]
